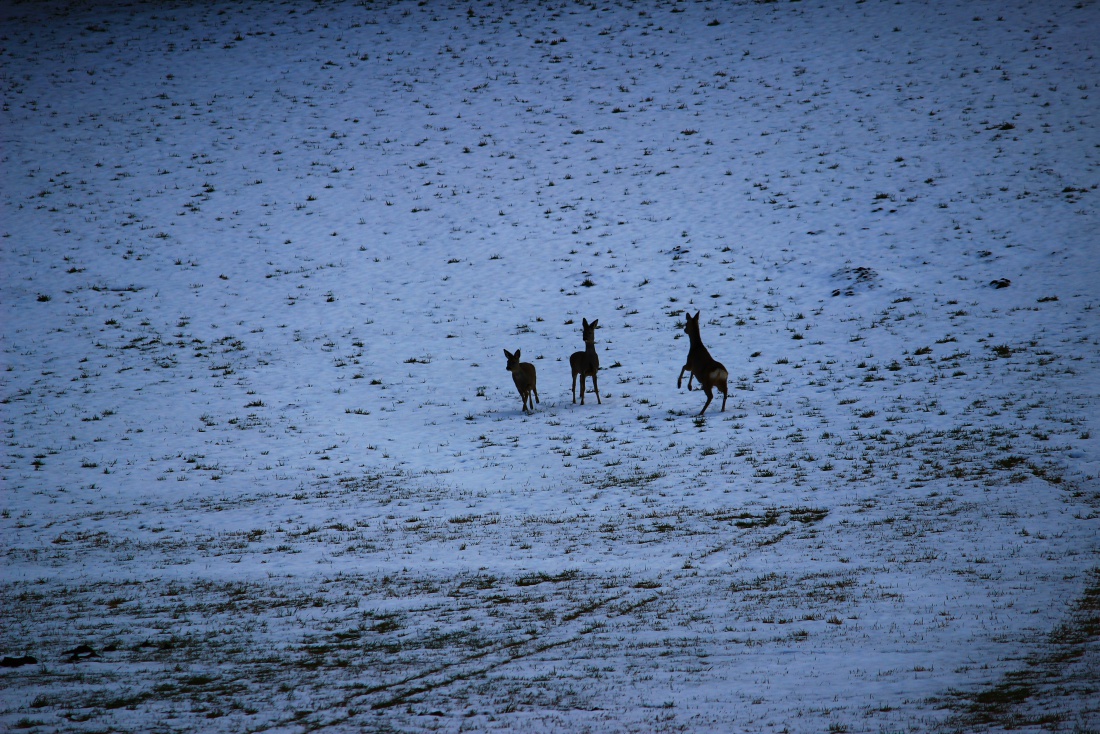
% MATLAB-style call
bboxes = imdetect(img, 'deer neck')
[688,333,710,361]
[585,340,599,368]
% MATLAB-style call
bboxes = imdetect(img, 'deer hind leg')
[716,373,728,412]
[699,385,714,416]
[571,372,578,404]
[591,373,601,404]
[533,384,540,404]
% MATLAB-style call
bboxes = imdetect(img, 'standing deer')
[569,318,601,405]
[503,348,539,413]
[677,311,728,415]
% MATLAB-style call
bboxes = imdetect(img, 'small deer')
[503,348,539,413]
[677,310,728,415]
[569,318,601,405]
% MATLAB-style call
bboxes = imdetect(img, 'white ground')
[2,0,1098,732]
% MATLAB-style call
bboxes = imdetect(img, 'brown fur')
[677,311,728,415]
[503,348,539,413]
[569,318,601,405]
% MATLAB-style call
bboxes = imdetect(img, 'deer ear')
[514,349,521,359]
[582,318,588,328]
[591,319,598,328]
[694,311,701,320]
[503,349,512,359]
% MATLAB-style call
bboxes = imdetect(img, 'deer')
[569,318,601,405]
[677,310,728,415]
[503,348,539,413]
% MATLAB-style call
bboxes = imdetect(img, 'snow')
[2,0,1097,731]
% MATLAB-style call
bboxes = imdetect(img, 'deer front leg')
[677,365,689,390]
[579,375,586,405]
[592,373,601,404]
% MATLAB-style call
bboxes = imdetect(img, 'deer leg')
[533,385,540,404]
[677,365,688,389]
[720,388,727,412]
[592,373,601,404]
[579,375,586,405]
[687,372,695,390]
[699,385,714,416]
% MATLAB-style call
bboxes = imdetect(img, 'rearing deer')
[569,318,601,405]
[677,310,728,415]
[503,348,539,413]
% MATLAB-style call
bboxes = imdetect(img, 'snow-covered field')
[2,0,1098,731]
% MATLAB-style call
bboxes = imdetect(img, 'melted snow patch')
[831,266,880,296]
